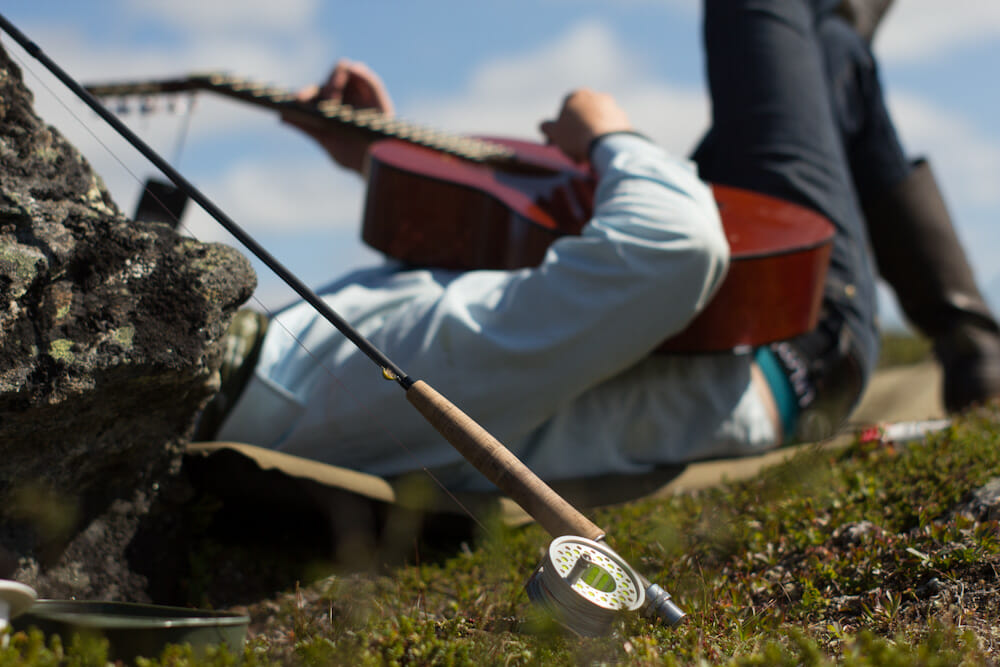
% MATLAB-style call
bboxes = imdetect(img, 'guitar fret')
[316,102,350,119]
[351,108,382,121]
[382,119,404,134]
[207,73,233,86]
[386,124,420,142]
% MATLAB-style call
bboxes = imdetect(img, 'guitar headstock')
[84,72,220,115]
[85,72,211,97]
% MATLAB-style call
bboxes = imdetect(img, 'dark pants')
[818,15,911,203]
[692,0,894,440]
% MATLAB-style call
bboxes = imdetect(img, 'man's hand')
[282,59,395,174]
[539,89,634,163]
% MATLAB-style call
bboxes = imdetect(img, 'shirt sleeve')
[405,132,730,396]
[221,132,730,467]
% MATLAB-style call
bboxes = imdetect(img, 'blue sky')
[3,1,999,330]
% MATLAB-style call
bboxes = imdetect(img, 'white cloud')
[549,1,1000,65]
[466,20,638,100]
[189,157,365,237]
[406,20,709,156]
[884,90,1000,314]
[121,0,322,35]
[19,22,327,85]
[158,155,372,311]
[875,1,1000,63]
[888,90,1000,208]
[614,86,709,157]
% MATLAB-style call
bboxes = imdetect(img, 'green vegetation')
[8,335,1000,664]
[877,331,933,369]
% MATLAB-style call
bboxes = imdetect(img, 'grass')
[877,330,934,369]
[6,334,1000,665]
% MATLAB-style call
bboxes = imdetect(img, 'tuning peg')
[165,96,191,115]
[139,96,158,115]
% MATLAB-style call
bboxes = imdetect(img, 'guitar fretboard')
[84,72,518,164]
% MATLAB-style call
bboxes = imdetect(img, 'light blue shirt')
[217,134,778,491]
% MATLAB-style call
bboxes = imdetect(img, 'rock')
[956,477,1000,523]
[832,520,879,547]
[0,42,256,599]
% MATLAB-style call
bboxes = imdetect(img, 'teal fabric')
[755,346,799,441]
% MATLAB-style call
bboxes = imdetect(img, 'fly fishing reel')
[526,535,682,637]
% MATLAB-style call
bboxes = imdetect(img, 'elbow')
[703,218,731,290]
[680,203,730,304]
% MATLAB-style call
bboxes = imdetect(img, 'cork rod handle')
[406,380,604,541]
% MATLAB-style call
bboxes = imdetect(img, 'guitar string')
[168,93,195,166]
[85,74,571,176]
[102,72,518,164]
[8,48,497,540]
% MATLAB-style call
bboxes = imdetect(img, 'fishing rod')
[0,14,684,635]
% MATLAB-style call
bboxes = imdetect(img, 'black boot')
[864,159,1000,413]
[837,0,896,42]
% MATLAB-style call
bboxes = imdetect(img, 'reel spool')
[525,535,645,637]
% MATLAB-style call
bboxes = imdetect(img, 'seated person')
[207,1,886,492]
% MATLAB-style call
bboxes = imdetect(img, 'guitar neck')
[84,73,518,165]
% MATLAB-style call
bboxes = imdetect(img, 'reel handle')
[406,380,604,541]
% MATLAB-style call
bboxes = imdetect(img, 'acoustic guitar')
[84,73,834,352]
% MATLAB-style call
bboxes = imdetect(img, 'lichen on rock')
[0,41,257,600]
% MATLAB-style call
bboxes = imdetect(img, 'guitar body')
[660,186,833,352]
[363,138,592,270]
[363,138,834,352]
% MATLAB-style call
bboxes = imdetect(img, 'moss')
[0,243,45,297]
[878,331,934,368]
[9,366,1000,664]
[83,178,117,217]
[112,325,135,350]
[47,338,74,362]
[31,137,60,164]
